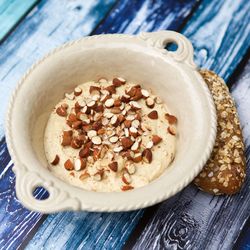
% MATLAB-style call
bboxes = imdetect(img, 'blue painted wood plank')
[0,0,116,249]
[27,0,250,249]
[132,0,250,249]
[22,1,199,249]
[231,58,250,250]
[0,0,39,42]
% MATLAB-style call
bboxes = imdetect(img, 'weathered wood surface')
[0,0,38,42]
[24,1,200,249]
[132,0,250,249]
[0,0,249,249]
[0,0,116,249]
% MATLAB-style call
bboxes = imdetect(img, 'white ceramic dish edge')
[5,31,217,213]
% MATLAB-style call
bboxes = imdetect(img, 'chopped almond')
[51,155,60,165]
[165,113,177,124]
[64,159,74,171]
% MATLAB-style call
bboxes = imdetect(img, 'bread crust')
[194,70,246,195]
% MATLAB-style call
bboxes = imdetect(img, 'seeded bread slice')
[194,70,246,195]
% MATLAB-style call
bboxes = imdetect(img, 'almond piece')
[121,137,133,149]
[72,121,82,129]
[108,161,118,172]
[168,126,176,135]
[93,148,101,160]
[142,149,153,163]
[79,145,91,158]
[146,97,155,108]
[82,105,91,114]
[104,85,116,94]
[64,159,74,171]
[51,155,60,165]
[79,172,90,180]
[110,115,119,126]
[61,130,73,146]
[105,98,114,108]
[68,113,78,122]
[121,95,130,103]
[131,141,139,151]
[92,136,102,145]
[114,99,122,107]
[126,86,138,97]
[77,112,88,121]
[74,87,82,96]
[131,119,140,129]
[87,100,96,108]
[113,77,126,87]
[141,89,150,98]
[133,153,142,163]
[131,88,142,101]
[71,138,82,149]
[74,158,86,171]
[126,163,136,174]
[56,105,67,117]
[148,110,158,119]
[124,128,129,137]
[102,117,109,126]
[165,113,178,124]
[113,146,123,153]
[152,135,162,145]
[122,173,131,184]
[124,120,132,128]
[109,136,119,143]
[97,128,105,135]
[92,94,100,101]
[130,101,141,110]
[65,93,75,100]
[100,94,110,103]
[129,127,138,138]
[110,107,121,114]
[94,170,104,181]
[95,104,104,113]
[118,114,125,124]
[126,114,136,121]
[89,86,101,95]
[92,121,102,131]
[87,130,97,138]
[121,185,134,191]
[146,141,154,149]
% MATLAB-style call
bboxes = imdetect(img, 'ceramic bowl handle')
[139,31,196,68]
[14,165,80,213]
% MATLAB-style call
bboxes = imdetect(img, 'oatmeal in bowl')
[45,77,177,192]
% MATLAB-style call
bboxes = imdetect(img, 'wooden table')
[0,0,249,249]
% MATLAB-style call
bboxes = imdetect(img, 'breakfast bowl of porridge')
[5,31,217,212]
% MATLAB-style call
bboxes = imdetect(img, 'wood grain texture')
[0,0,38,42]
[132,1,250,249]
[24,1,199,249]
[230,59,250,250]
[0,0,116,249]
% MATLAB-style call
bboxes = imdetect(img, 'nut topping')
[142,148,153,163]
[165,113,178,124]
[51,155,60,165]
[105,98,115,108]
[64,159,74,171]
[152,135,162,145]
[146,97,155,108]
[148,110,158,119]
[113,77,126,87]
[56,105,68,117]
[48,78,177,191]
[74,158,86,171]
[168,126,176,135]
[91,136,102,145]
[108,161,118,172]
[121,137,134,149]
[74,87,82,96]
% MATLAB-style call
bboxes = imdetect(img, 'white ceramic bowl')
[5,31,217,213]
